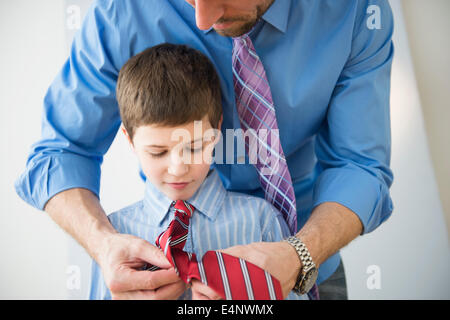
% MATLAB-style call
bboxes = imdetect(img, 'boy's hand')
[97,233,187,299]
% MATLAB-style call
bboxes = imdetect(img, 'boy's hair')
[116,43,222,141]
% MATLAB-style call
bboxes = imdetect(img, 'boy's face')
[124,115,222,201]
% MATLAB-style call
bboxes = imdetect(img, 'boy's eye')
[148,151,167,158]
[146,145,203,158]
[190,146,203,153]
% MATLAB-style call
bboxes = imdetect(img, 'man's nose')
[188,0,224,30]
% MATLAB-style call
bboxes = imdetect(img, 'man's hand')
[97,233,187,299]
[190,279,223,300]
[190,242,300,299]
[220,242,300,299]
[44,188,187,300]
[216,202,363,299]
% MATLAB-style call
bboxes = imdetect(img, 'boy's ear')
[217,115,223,131]
[211,115,223,145]
[121,124,135,151]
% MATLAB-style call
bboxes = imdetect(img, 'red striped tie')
[148,200,283,300]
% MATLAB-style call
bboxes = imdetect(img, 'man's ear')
[121,124,135,152]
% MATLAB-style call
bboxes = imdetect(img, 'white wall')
[1,0,448,299]
[340,0,449,299]
[0,0,69,299]
[401,0,450,234]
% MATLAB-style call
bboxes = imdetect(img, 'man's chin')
[214,21,256,38]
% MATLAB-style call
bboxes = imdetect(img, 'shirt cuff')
[15,153,101,210]
[312,166,394,235]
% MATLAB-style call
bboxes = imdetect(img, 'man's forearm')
[44,188,117,263]
[296,201,363,267]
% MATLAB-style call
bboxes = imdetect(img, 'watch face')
[300,268,319,293]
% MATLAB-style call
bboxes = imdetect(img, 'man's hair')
[116,43,222,140]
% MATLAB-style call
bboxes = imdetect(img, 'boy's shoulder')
[224,190,291,238]
[107,200,144,220]
[224,190,281,218]
[106,200,146,234]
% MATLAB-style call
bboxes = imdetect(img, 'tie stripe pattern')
[232,33,320,300]
[147,200,283,300]
[232,33,298,235]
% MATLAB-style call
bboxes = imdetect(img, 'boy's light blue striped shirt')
[89,170,308,300]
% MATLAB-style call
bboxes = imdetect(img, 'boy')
[88,43,308,300]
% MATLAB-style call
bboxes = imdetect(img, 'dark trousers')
[318,259,348,300]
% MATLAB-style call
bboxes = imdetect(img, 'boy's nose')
[168,152,189,177]
[186,0,224,30]
[168,163,189,177]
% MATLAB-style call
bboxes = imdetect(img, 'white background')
[0,0,448,299]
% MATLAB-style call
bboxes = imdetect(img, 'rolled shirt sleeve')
[15,0,123,210]
[312,0,395,235]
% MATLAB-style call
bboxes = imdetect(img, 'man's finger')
[112,290,156,300]
[219,245,248,259]
[153,280,187,300]
[192,290,210,300]
[133,240,172,269]
[220,243,267,269]
[190,279,222,300]
[112,280,187,300]
[110,267,180,293]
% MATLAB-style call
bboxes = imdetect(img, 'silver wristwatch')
[284,236,318,295]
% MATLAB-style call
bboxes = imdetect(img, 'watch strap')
[284,236,317,294]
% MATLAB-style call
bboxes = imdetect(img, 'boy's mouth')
[166,182,190,190]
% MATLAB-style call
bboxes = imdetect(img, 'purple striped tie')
[232,33,320,300]
[232,33,297,235]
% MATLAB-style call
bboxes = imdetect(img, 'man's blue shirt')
[15,0,395,282]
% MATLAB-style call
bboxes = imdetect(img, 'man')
[16,0,394,300]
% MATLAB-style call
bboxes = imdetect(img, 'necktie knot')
[232,33,252,51]
[173,200,194,218]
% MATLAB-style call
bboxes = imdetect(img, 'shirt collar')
[202,0,291,35]
[143,169,226,225]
